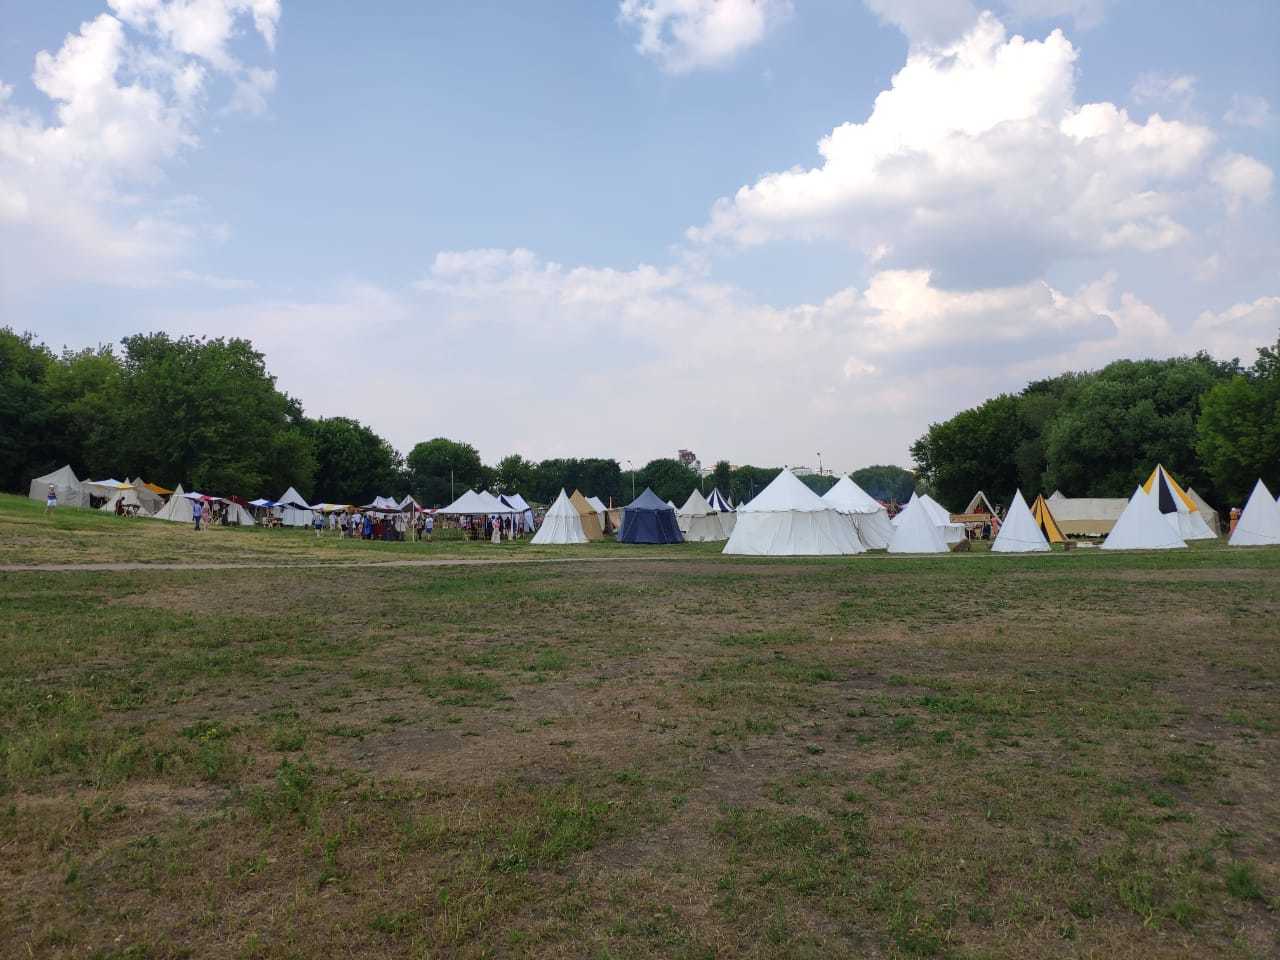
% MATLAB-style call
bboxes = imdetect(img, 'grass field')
[1,493,1277,958]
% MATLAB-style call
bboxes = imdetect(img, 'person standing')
[192,497,204,532]
[45,484,57,515]
[425,512,434,542]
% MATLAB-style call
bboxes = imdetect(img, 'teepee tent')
[29,465,87,507]
[569,490,604,540]
[991,490,1050,553]
[822,476,894,549]
[1142,465,1216,540]
[677,489,731,542]
[531,490,589,544]
[275,487,314,527]
[1029,494,1067,544]
[1228,479,1280,546]
[150,484,196,523]
[887,496,949,554]
[1101,487,1186,550]
[619,488,684,544]
[892,493,965,543]
[723,469,864,556]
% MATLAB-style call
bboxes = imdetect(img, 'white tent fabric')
[892,493,965,543]
[399,495,422,511]
[706,489,734,512]
[1146,465,1216,540]
[822,476,895,549]
[275,486,314,527]
[531,489,589,544]
[723,469,865,555]
[128,477,166,514]
[1101,487,1186,550]
[887,496,950,554]
[29,465,86,507]
[1228,479,1280,546]
[476,490,519,514]
[991,490,1050,553]
[586,496,608,528]
[150,484,196,523]
[500,493,536,532]
[220,500,256,526]
[1185,487,1221,535]
[83,479,130,502]
[438,490,517,515]
[677,489,730,542]
[362,495,400,512]
[99,487,150,516]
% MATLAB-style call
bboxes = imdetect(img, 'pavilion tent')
[438,489,506,516]
[723,469,864,556]
[677,489,729,542]
[1029,494,1067,544]
[500,493,536,533]
[1101,487,1186,551]
[475,490,520,515]
[1185,488,1221,536]
[1045,491,1128,536]
[399,494,422,512]
[619,488,684,544]
[275,486,314,527]
[361,496,400,512]
[822,476,894,549]
[1228,479,1280,546]
[887,496,950,554]
[150,484,196,523]
[991,490,1050,553]
[83,479,130,506]
[1142,465,1216,540]
[569,490,605,540]
[531,489,589,544]
[29,465,87,507]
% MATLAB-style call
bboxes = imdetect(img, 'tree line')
[1,328,916,507]
[910,336,1280,510]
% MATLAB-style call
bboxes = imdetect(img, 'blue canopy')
[618,488,684,544]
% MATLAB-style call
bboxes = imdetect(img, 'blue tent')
[618,488,684,544]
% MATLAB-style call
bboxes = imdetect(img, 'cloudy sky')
[2,1,1277,472]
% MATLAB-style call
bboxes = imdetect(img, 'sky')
[1,0,1277,474]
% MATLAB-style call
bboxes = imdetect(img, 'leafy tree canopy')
[407,438,486,507]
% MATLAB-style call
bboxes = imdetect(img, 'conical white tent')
[275,486,314,527]
[887,496,949,553]
[1143,465,1216,540]
[531,489,589,544]
[723,469,865,556]
[822,476,895,549]
[991,490,1050,553]
[29,465,86,507]
[1101,487,1186,550]
[150,484,196,523]
[677,489,729,542]
[1228,479,1280,546]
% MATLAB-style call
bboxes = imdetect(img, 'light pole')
[626,459,634,500]
[817,452,823,476]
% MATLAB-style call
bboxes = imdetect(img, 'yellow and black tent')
[1141,465,1216,540]
[1029,494,1066,544]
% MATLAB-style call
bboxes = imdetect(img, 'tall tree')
[849,465,916,503]
[710,460,733,495]
[0,328,57,490]
[636,458,700,505]
[308,417,403,504]
[407,438,485,506]
[494,454,537,494]
[1196,336,1280,503]
[910,394,1025,507]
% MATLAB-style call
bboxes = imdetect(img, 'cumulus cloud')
[0,1,279,293]
[1224,94,1271,130]
[1192,296,1280,361]
[619,0,791,73]
[690,13,1271,285]
[1212,153,1274,214]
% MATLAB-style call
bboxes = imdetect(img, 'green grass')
[0,493,1277,958]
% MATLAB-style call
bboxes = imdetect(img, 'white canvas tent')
[991,490,1050,553]
[1143,465,1216,540]
[1185,487,1221,535]
[99,486,151,516]
[723,469,865,556]
[677,489,731,542]
[1228,479,1280,546]
[29,465,86,507]
[1101,487,1186,551]
[586,496,608,529]
[275,486,314,527]
[128,477,167,515]
[438,489,517,516]
[531,489,589,544]
[822,476,894,549]
[887,495,950,554]
[500,493,536,533]
[892,493,965,543]
[150,484,196,523]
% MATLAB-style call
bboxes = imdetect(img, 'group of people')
[311,510,435,542]
[458,513,525,543]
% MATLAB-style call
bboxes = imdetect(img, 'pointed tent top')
[823,476,883,515]
[706,488,733,512]
[1101,487,1187,550]
[543,489,579,518]
[888,496,949,553]
[991,490,1050,553]
[626,488,675,512]
[739,469,833,513]
[964,491,999,516]
[502,492,531,511]
[437,489,485,514]
[586,495,607,514]
[277,486,310,509]
[679,489,711,516]
[1228,478,1280,546]
[1142,464,1199,513]
[1029,494,1067,544]
[399,494,421,510]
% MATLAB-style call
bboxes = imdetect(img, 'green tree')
[407,438,485,506]
[849,465,915,503]
[797,473,837,495]
[41,346,125,479]
[729,465,780,505]
[709,460,733,496]
[911,394,1025,507]
[0,328,57,491]
[308,416,402,504]
[1196,336,1280,503]
[494,454,537,494]
[636,458,700,505]
[531,458,623,505]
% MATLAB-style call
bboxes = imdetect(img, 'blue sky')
[2,1,1277,473]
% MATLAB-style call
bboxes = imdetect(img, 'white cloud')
[864,0,1108,45]
[1131,71,1196,107]
[619,0,791,73]
[1212,152,1274,214]
[1224,94,1271,130]
[1192,296,1280,361]
[690,13,1271,285]
[0,2,279,293]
